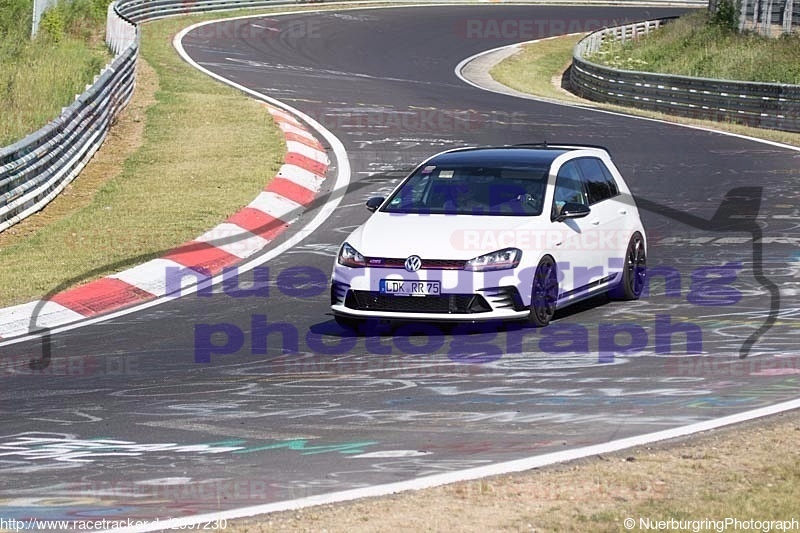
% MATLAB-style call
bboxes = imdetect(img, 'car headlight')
[465,248,522,271]
[338,242,367,268]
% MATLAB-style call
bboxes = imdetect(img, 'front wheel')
[609,231,646,300]
[528,255,559,327]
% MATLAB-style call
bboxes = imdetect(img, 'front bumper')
[330,268,530,322]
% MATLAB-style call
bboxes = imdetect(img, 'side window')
[577,157,619,205]
[551,161,587,219]
[599,163,620,197]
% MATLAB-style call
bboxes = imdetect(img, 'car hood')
[348,212,536,260]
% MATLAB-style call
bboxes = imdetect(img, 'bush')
[40,8,66,42]
[0,0,111,144]
[710,0,738,31]
[39,0,111,42]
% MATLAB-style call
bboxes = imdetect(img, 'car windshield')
[382,164,548,216]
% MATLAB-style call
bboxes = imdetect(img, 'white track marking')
[105,398,800,532]
[0,301,86,338]
[279,122,316,139]
[454,39,800,153]
[194,223,270,259]
[286,140,330,164]
[277,163,326,191]
[108,258,193,298]
[248,191,303,222]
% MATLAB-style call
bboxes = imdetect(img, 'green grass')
[590,11,800,84]
[489,32,800,147]
[0,16,285,306]
[490,34,585,102]
[0,0,112,145]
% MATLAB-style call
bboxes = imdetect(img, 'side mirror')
[366,196,385,212]
[556,202,590,222]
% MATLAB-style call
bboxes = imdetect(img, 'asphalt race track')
[2,4,800,528]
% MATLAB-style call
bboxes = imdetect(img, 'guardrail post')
[784,0,795,33]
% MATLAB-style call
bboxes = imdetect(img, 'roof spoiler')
[512,143,611,156]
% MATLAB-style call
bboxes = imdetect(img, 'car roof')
[427,145,609,167]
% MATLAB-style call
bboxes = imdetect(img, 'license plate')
[380,279,441,296]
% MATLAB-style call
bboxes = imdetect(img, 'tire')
[334,315,365,331]
[609,231,646,301]
[528,255,559,327]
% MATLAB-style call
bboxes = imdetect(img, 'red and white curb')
[0,105,329,339]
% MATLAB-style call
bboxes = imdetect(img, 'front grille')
[345,291,492,314]
[365,257,467,270]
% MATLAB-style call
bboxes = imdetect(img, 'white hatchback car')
[330,145,646,329]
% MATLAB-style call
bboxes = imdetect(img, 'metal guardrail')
[2,0,361,232]
[709,0,800,35]
[738,0,799,36]
[115,0,709,21]
[570,18,800,133]
[2,0,349,232]
[116,0,319,22]
[0,5,138,232]
[0,2,787,233]
[2,0,348,232]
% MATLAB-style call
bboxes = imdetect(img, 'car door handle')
[619,208,628,215]
[590,219,601,226]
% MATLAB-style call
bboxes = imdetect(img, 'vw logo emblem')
[404,255,422,272]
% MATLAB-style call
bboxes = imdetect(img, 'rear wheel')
[528,255,559,327]
[609,231,646,300]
